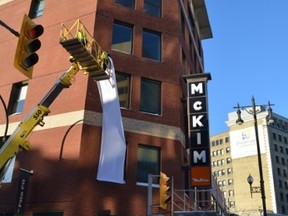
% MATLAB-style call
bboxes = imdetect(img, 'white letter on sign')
[193,150,207,163]
[191,83,203,95]
[192,115,204,127]
[193,101,202,111]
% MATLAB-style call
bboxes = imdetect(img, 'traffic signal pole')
[147,173,173,216]
[0,20,20,37]
[147,174,154,216]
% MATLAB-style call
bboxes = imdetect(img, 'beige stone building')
[211,107,288,216]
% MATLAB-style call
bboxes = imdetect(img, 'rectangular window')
[273,132,277,140]
[142,29,161,61]
[8,82,28,115]
[29,0,45,18]
[140,78,161,115]
[137,144,160,184]
[112,21,133,54]
[115,0,135,8]
[144,0,161,17]
[116,72,131,109]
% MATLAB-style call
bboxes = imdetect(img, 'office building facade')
[211,108,288,215]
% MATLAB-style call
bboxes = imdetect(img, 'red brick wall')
[0,0,206,215]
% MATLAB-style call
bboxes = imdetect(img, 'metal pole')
[194,187,197,210]
[0,95,9,141]
[252,97,267,216]
[147,174,153,216]
[0,20,20,37]
[171,176,174,214]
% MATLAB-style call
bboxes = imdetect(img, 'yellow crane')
[0,19,109,182]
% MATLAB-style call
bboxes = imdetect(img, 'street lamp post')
[234,96,274,216]
[247,173,261,198]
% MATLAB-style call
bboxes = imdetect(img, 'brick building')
[0,0,213,215]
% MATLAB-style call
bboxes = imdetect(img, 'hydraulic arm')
[0,60,80,180]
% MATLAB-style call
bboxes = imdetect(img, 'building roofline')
[190,0,213,39]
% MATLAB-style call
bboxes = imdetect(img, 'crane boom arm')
[0,61,80,179]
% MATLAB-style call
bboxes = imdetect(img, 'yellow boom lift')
[0,19,110,181]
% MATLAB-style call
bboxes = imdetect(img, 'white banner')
[96,57,126,184]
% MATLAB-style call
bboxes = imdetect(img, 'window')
[282,157,285,165]
[8,82,28,115]
[112,21,133,54]
[227,168,232,174]
[140,78,161,115]
[115,0,134,8]
[227,157,231,164]
[137,144,160,184]
[277,167,281,176]
[116,72,131,109]
[29,0,45,18]
[226,147,230,153]
[228,179,233,185]
[273,132,277,140]
[217,170,221,177]
[276,156,279,163]
[279,135,282,142]
[275,144,278,152]
[144,0,161,17]
[142,29,161,61]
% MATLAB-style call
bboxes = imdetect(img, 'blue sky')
[203,0,288,135]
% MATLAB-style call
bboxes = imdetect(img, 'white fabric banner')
[96,57,126,184]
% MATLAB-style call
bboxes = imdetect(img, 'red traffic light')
[27,25,44,39]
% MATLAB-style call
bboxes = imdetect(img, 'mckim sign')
[183,73,211,187]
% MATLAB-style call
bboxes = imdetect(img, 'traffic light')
[159,172,171,210]
[14,14,44,78]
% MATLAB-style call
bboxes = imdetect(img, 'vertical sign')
[15,168,33,216]
[183,73,212,187]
